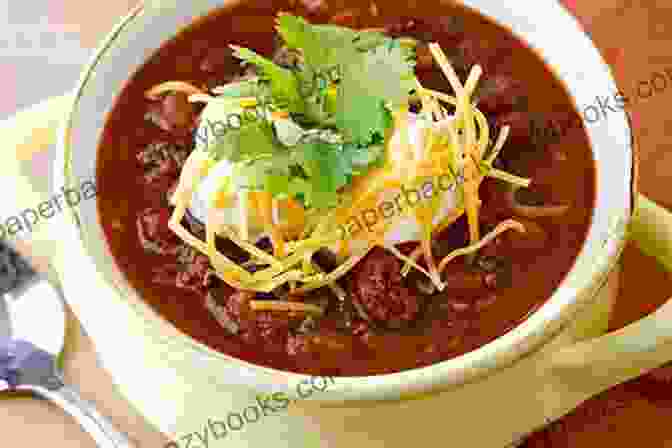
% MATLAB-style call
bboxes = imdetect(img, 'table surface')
[1,1,672,447]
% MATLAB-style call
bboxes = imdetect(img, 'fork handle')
[29,379,137,448]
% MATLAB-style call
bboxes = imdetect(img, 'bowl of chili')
[55,0,652,409]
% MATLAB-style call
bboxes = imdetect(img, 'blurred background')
[0,0,138,189]
[0,0,137,118]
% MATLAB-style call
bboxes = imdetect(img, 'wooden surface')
[0,1,671,447]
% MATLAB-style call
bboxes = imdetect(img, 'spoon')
[0,242,136,447]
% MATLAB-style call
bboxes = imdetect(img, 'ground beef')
[272,45,302,69]
[137,141,188,168]
[136,141,189,190]
[349,247,421,328]
[205,290,238,334]
[251,311,294,348]
[454,36,514,73]
[442,269,486,296]
[207,289,297,352]
[136,208,181,255]
[213,288,250,323]
[151,245,215,294]
[206,64,258,89]
[529,112,583,147]
[203,282,240,329]
[151,263,180,286]
[473,293,498,311]
[432,216,470,258]
[494,110,534,143]
[144,92,196,137]
[286,331,354,368]
[175,249,210,293]
[475,74,525,114]
[299,0,329,17]
[477,247,514,288]
[384,17,465,44]
[414,43,435,72]
[286,334,312,357]
[311,248,339,273]
[182,208,206,240]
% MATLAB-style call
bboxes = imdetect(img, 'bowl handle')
[544,195,672,396]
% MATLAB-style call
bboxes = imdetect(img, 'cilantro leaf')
[213,78,260,98]
[275,14,387,74]
[363,42,417,106]
[275,14,392,127]
[207,114,278,162]
[264,173,291,198]
[230,45,303,113]
[292,141,353,208]
[287,177,311,207]
[343,143,386,172]
[231,152,293,193]
[335,83,389,145]
[335,42,416,145]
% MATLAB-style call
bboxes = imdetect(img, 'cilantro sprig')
[204,110,277,162]
[276,14,415,145]
[229,45,304,114]
[336,42,415,144]
[207,13,418,209]
[275,13,388,74]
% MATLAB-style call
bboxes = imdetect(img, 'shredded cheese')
[249,300,324,315]
[145,81,205,100]
[437,219,526,273]
[293,247,373,294]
